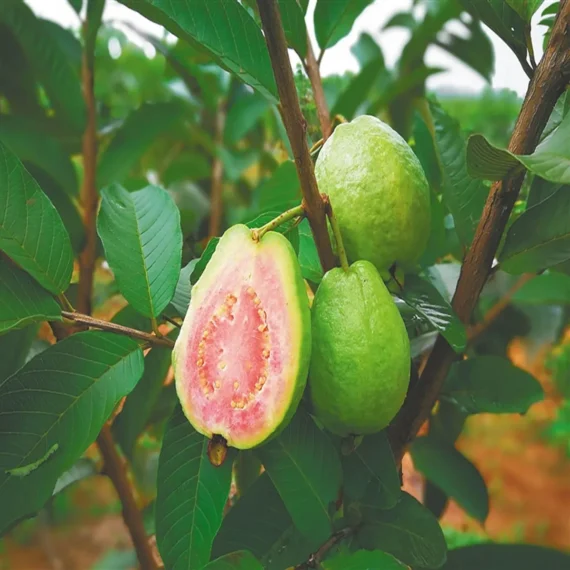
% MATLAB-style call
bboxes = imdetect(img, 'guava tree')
[1,0,570,569]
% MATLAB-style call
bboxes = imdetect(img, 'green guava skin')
[315,115,431,272]
[309,260,410,436]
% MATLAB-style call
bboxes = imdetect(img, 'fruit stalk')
[252,204,305,241]
[324,198,349,272]
[256,0,336,272]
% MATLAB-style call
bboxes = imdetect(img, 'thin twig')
[61,311,175,348]
[97,426,161,570]
[209,102,226,238]
[257,0,336,272]
[389,0,570,464]
[162,314,182,328]
[294,528,353,569]
[467,273,534,343]
[76,19,99,316]
[304,39,332,140]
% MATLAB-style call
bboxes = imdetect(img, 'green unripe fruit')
[315,115,431,272]
[308,260,410,436]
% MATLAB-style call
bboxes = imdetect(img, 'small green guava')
[308,260,410,436]
[315,115,431,273]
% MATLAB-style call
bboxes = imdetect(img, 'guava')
[315,115,431,272]
[308,260,410,436]
[173,224,311,450]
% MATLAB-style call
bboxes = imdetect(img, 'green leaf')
[256,407,342,543]
[356,492,447,569]
[0,0,85,131]
[252,160,301,215]
[442,356,544,414]
[467,118,570,184]
[0,140,73,294]
[26,166,84,254]
[0,331,144,533]
[0,259,61,335]
[505,0,544,22]
[97,184,182,319]
[67,0,83,14]
[85,0,105,57]
[205,551,263,570]
[322,549,408,570]
[117,0,277,101]
[191,238,220,285]
[155,406,234,570]
[0,325,38,382]
[466,133,523,180]
[298,219,323,284]
[442,543,570,570]
[342,431,400,510]
[0,115,78,196]
[169,260,198,318]
[213,473,317,569]
[527,176,564,208]
[314,0,374,50]
[430,101,488,248]
[410,436,489,522]
[499,189,570,274]
[331,59,386,120]
[53,457,97,495]
[435,18,494,82]
[224,92,270,145]
[277,0,307,57]
[512,272,570,304]
[351,32,383,67]
[398,274,467,352]
[98,102,185,187]
[460,0,528,63]
[113,344,174,456]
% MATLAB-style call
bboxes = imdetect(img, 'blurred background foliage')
[0,0,568,568]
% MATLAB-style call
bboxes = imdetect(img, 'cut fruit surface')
[173,224,310,449]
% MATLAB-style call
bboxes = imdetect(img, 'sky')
[25,0,555,97]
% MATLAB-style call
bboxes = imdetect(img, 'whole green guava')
[315,115,431,272]
[308,260,410,436]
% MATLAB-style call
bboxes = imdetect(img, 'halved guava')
[173,224,311,450]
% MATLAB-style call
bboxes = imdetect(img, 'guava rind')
[315,115,431,272]
[173,224,311,449]
[308,260,410,436]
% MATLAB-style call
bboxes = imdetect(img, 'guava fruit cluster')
[173,115,429,449]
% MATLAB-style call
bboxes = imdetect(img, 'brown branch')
[389,0,570,463]
[76,20,99,316]
[208,102,226,238]
[467,273,534,343]
[304,40,332,141]
[257,0,336,273]
[61,311,175,347]
[294,528,353,569]
[97,426,161,570]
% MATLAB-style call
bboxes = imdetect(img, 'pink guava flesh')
[175,245,296,448]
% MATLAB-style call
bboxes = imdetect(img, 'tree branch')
[61,311,175,348]
[304,40,332,140]
[389,0,570,463]
[97,426,161,570]
[77,19,99,316]
[257,0,336,273]
[208,102,226,238]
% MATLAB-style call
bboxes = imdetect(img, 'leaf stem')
[294,527,353,569]
[256,0,336,272]
[61,311,175,348]
[324,196,349,272]
[252,204,305,241]
[57,293,75,312]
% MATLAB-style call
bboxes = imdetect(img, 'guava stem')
[325,200,349,272]
[309,138,324,156]
[333,114,347,125]
[253,203,305,241]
